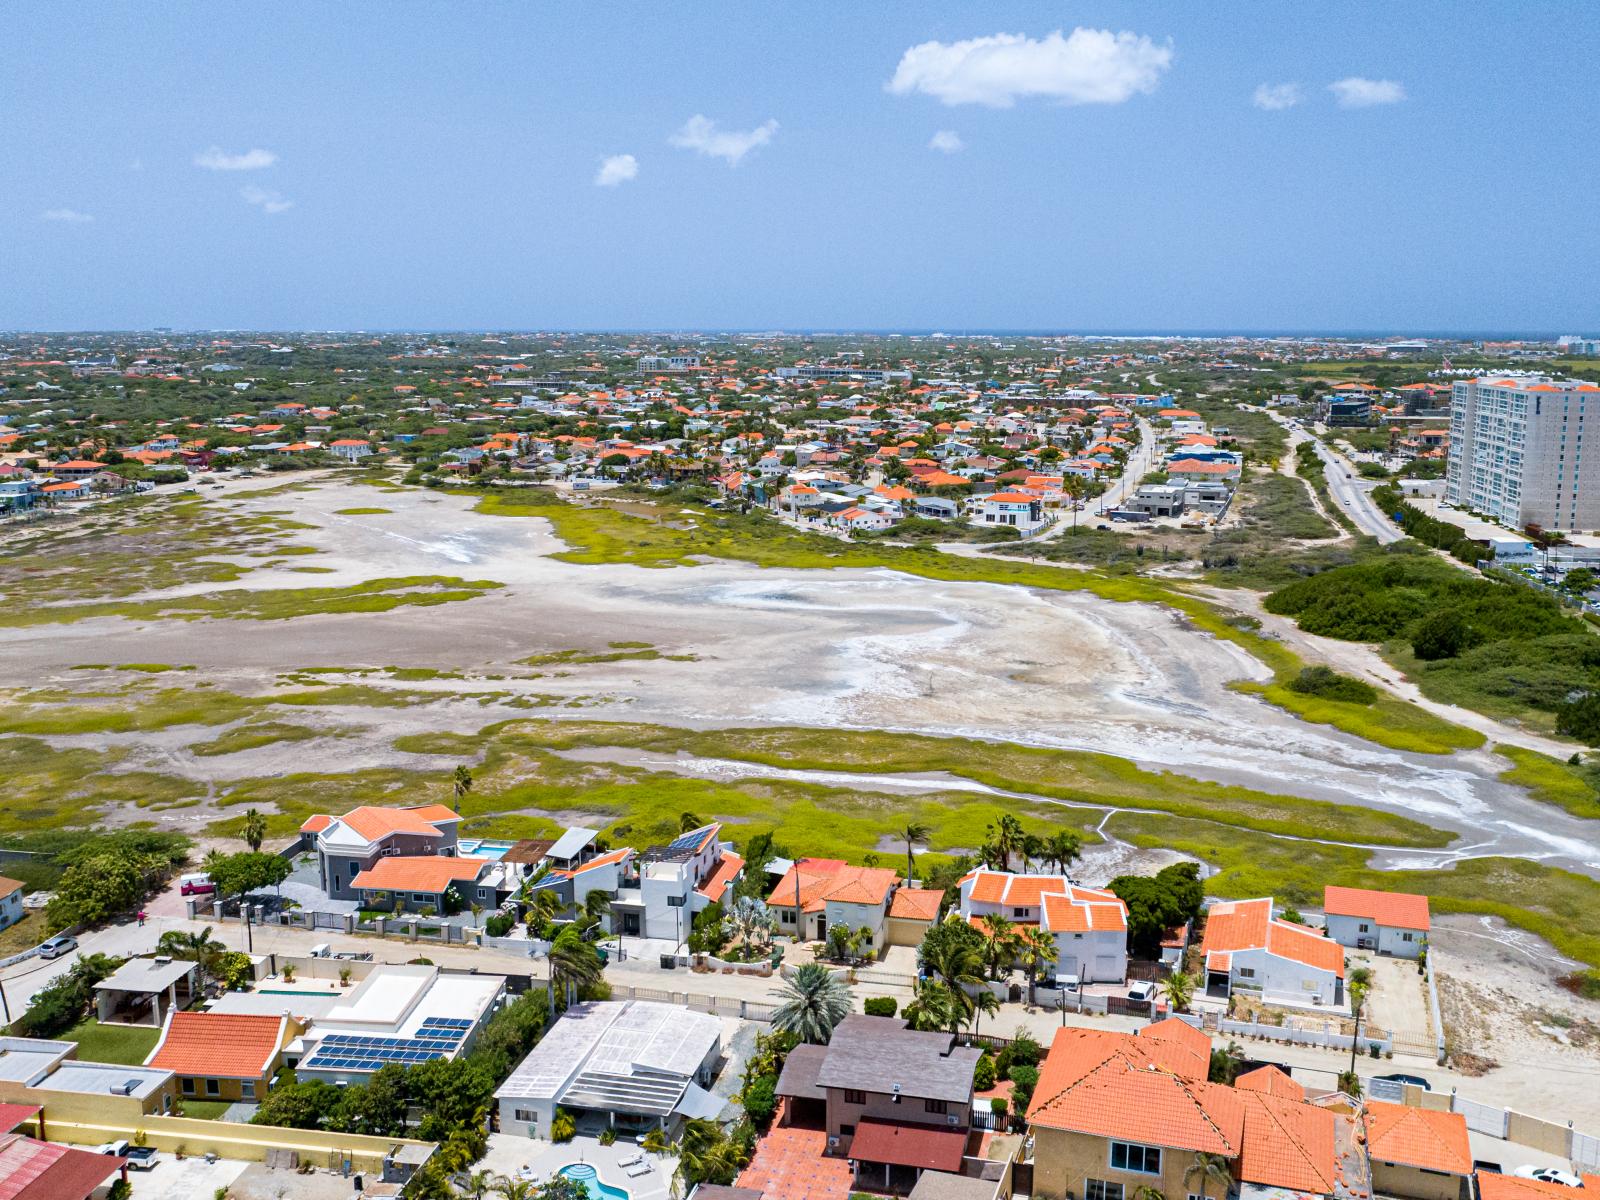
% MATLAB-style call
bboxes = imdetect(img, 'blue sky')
[5,1,1598,333]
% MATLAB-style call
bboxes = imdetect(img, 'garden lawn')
[63,1018,161,1065]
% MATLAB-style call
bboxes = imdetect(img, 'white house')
[327,438,373,461]
[1201,897,1345,1008]
[957,870,1128,984]
[1322,886,1429,959]
[0,877,23,932]
[610,824,742,944]
[973,491,1049,532]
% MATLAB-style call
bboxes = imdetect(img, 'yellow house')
[146,1011,300,1105]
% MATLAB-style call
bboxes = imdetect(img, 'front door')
[623,913,641,936]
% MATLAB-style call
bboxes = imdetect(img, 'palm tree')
[898,821,929,883]
[985,815,1026,872]
[241,808,267,853]
[548,924,603,1009]
[1186,1152,1233,1200]
[1062,474,1089,531]
[458,1170,496,1200]
[641,1128,670,1157]
[903,979,957,1033]
[1133,1187,1167,1200]
[1347,964,1373,1074]
[493,1179,535,1200]
[679,811,704,833]
[526,887,565,934]
[157,928,222,993]
[969,987,1000,1038]
[1161,971,1196,1014]
[1043,831,1082,875]
[978,915,1021,981]
[583,888,613,931]
[1018,926,1058,1007]
[922,935,984,1035]
[452,764,473,810]
[772,963,851,1044]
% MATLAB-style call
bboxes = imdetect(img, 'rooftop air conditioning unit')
[153,955,172,965]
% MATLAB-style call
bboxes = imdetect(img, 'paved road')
[1307,437,1404,544]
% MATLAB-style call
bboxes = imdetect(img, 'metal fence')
[607,982,776,1024]
[1219,1017,1393,1056]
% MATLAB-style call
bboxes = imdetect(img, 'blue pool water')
[458,838,514,860]
[558,1163,630,1200]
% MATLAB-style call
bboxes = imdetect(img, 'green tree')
[984,814,1027,872]
[452,764,474,809]
[1347,965,1373,1075]
[1186,1152,1234,1200]
[156,927,223,992]
[1042,831,1082,874]
[969,987,1000,1037]
[45,853,151,930]
[898,821,929,883]
[903,978,957,1033]
[1017,926,1058,1007]
[547,924,604,1009]
[241,808,267,853]
[772,963,851,1044]
[919,920,984,1034]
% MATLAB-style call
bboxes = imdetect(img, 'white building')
[1445,375,1599,531]
[956,870,1128,985]
[1322,886,1429,959]
[973,491,1049,532]
[611,824,742,944]
[494,1000,722,1139]
[1201,898,1346,1009]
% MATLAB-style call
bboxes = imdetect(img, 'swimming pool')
[458,838,514,860]
[557,1163,630,1200]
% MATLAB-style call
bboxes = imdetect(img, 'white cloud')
[240,185,292,214]
[194,146,278,171]
[1252,82,1303,111]
[594,154,639,187]
[41,208,94,223]
[1328,77,1406,108]
[887,28,1172,108]
[929,130,965,153]
[668,115,778,166]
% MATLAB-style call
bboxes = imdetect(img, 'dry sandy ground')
[6,474,1598,877]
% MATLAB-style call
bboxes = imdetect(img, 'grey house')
[301,804,462,902]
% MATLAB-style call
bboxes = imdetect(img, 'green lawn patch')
[189,722,330,757]
[63,1018,161,1065]
[1496,746,1600,818]
[333,507,393,515]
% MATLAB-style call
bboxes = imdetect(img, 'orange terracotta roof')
[697,853,744,903]
[299,814,333,834]
[1204,898,1344,977]
[1027,1027,1243,1154]
[1324,885,1430,931]
[1235,1064,1304,1100]
[1478,1174,1590,1200]
[148,1012,286,1079]
[0,877,22,898]
[335,804,459,843]
[558,847,634,877]
[888,888,944,921]
[1364,1100,1472,1175]
[1237,1090,1337,1194]
[349,855,486,894]
[1042,888,1127,934]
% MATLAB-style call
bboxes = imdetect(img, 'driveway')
[1354,951,1434,1054]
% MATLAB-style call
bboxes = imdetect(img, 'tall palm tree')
[1347,964,1373,1074]
[1186,1153,1233,1200]
[679,811,704,833]
[969,987,1000,1038]
[582,888,613,931]
[903,979,957,1033]
[985,815,1026,872]
[1161,971,1196,1014]
[458,1169,496,1200]
[899,822,929,883]
[548,924,603,1009]
[1043,831,1082,875]
[772,963,851,1044]
[241,808,267,853]
[922,936,984,1035]
[526,887,565,933]
[978,915,1021,981]
[452,764,473,810]
[1018,926,1058,1007]
[493,1179,535,1200]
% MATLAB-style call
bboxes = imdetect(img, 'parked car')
[1127,980,1157,1003]
[1515,1167,1583,1188]
[96,1141,159,1170]
[1373,1072,1431,1091]
[39,934,77,959]
[179,873,215,896]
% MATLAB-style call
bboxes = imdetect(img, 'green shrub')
[1285,665,1377,705]
[862,997,898,1018]
[551,1108,576,1143]
[484,912,515,938]
[973,1054,996,1092]
[742,1074,778,1129]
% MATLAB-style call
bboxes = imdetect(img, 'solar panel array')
[665,826,709,852]
[304,1017,473,1072]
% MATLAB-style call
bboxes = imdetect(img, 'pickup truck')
[96,1141,160,1170]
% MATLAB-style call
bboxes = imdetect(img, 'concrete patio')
[478,1132,677,1199]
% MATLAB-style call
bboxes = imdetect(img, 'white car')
[1514,1167,1583,1188]
[1127,980,1157,1003]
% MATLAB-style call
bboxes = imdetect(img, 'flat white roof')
[0,1038,72,1086]
[548,827,598,860]
[495,1000,719,1103]
[94,957,196,994]
[304,966,503,1040]
[36,1061,170,1102]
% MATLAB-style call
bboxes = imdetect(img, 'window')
[1358,923,1370,933]
[1237,967,1255,979]
[925,1099,947,1115]
[241,1080,256,1099]
[413,892,432,905]
[843,1089,866,1105]
[1013,907,1029,918]
[515,1108,535,1123]
[349,862,360,878]
[205,1078,221,1097]
[667,895,685,908]
[1402,931,1415,943]
[1086,1180,1125,1200]
[181,1077,195,1096]
[1110,1142,1161,1174]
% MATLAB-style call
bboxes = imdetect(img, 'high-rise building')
[1446,375,1599,531]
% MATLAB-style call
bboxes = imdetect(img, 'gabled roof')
[697,853,744,903]
[1323,886,1430,931]
[147,1011,287,1080]
[768,859,898,913]
[1235,1064,1304,1100]
[1477,1174,1600,1200]
[1027,1027,1243,1155]
[889,887,944,922]
[1364,1100,1472,1175]
[0,1133,124,1200]
[317,803,460,846]
[1203,898,1344,977]
[350,855,487,894]
[1237,1091,1337,1194]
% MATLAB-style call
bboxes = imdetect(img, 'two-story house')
[1028,1021,1370,1200]
[302,804,462,902]
[0,877,24,932]
[610,824,744,944]
[1202,897,1346,1008]
[775,1014,982,1194]
[957,870,1129,985]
